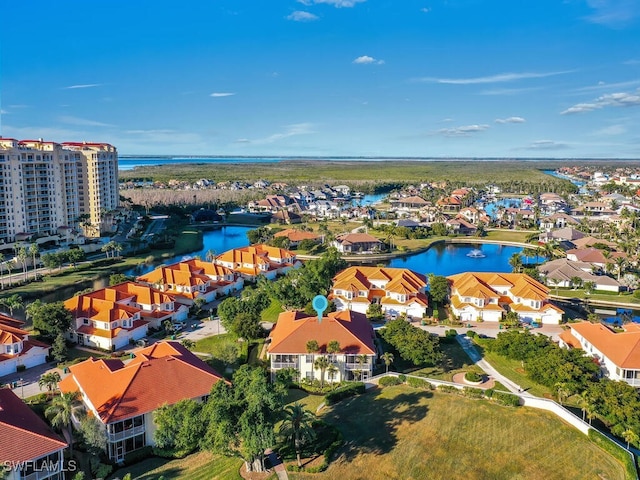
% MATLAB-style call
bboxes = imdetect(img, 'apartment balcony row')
[107,424,146,443]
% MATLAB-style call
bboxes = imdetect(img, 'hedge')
[588,429,638,480]
[379,376,403,387]
[463,387,485,399]
[492,391,520,407]
[406,377,434,390]
[437,385,459,394]
[324,382,366,405]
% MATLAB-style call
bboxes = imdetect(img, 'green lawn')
[289,386,626,480]
[411,340,480,381]
[261,298,284,323]
[473,338,552,398]
[108,451,244,480]
[284,388,326,414]
[194,333,247,374]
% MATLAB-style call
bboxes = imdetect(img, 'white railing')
[271,362,299,369]
[107,424,145,442]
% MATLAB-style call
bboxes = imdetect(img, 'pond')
[387,242,523,277]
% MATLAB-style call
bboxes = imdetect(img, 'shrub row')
[406,377,434,390]
[324,382,365,405]
[379,376,403,387]
[491,391,520,407]
[587,429,638,480]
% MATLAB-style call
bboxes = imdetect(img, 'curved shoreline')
[296,237,532,263]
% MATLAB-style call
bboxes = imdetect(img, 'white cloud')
[1,124,87,141]
[58,115,114,127]
[298,0,366,7]
[0,109,8,115]
[125,129,202,144]
[416,71,571,84]
[435,124,490,137]
[420,7,431,13]
[572,79,640,93]
[210,92,235,97]
[63,84,102,89]
[495,116,526,124]
[525,140,570,150]
[353,55,385,65]
[244,123,315,144]
[479,87,542,96]
[561,89,640,114]
[594,124,627,135]
[584,0,640,28]
[624,59,640,65]
[287,10,319,21]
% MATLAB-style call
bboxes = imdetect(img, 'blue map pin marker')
[312,295,328,323]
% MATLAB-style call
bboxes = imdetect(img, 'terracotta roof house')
[566,247,626,271]
[331,233,383,254]
[0,388,67,480]
[0,315,51,378]
[268,310,376,383]
[137,258,244,304]
[570,236,618,250]
[560,322,640,387]
[390,195,430,211]
[271,210,303,224]
[64,281,191,351]
[59,341,224,463]
[215,244,301,280]
[273,229,323,248]
[538,258,622,292]
[447,272,563,324]
[539,212,579,230]
[446,217,477,235]
[330,266,428,319]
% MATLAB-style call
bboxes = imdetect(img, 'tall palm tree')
[38,371,62,395]
[622,428,638,450]
[614,256,627,281]
[381,352,394,374]
[0,294,23,317]
[356,354,369,380]
[509,253,523,273]
[0,253,4,289]
[327,340,341,356]
[29,243,39,273]
[327,364,339,387]
[314,356,331,389]
[45,392,79,453]
[279,403,316,468]
[17,247,28,282]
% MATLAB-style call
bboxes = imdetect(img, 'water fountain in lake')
[466,249,486,258]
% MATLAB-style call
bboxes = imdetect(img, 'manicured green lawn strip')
[411,339,479,381]
[261,298,284,323]
[288,386,626,480]
[474,338,552,398]
[552,287,640,305]
[284,388,326,414]
[108,451,243,480]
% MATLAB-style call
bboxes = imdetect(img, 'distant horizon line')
[119,155,640,162]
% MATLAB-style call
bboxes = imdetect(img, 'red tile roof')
[0,389,67,462]
[268,310,375,355]
[59,341,224,423]
[570,322,640,369]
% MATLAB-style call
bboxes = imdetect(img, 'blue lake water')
[387,242,523,277]
[483,198,523,219]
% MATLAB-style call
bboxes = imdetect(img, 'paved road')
[415,320,565,341]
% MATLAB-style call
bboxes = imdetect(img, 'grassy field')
[119,160,577,188]
[289,386,626,480]
[411,340,481,381]
[108,451,245,480]
[473,338,553,398]
[284,388,327,414]
[261,299,285,323]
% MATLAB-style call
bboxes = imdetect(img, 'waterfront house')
[215,244,300,281]
[447,272,563,324]
[0,388,67,480]
[390,195,430,212]
[330,266,428,319]
[137,259,244,304]
[331,233,383,254]
[559,322,640,387]
[267,310,376,382]
[539,212,579,230]
[273,229,323,248]
[0,315,51,378]
[59,341,224,463]
[538,227,585,244]
[538,258,622,292]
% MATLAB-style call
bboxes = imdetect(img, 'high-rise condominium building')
[0,138,118,246]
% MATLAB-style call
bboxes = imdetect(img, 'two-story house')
[560,322,640,387]
[268,310,376,383]
[448,272,563,324]
[137,259,244,304]
[59,341,224,463]
[330,266,428,319]
[0,388,67,480]
[215,244,300,281]
[0,315,51,378]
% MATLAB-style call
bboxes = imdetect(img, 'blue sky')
[1,0,640,158]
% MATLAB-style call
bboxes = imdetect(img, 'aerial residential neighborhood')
[4,1,640,478]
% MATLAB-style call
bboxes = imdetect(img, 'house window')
[305,355,314,363]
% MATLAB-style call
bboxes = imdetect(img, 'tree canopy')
[380,319,442,366]
[31,302,73,339]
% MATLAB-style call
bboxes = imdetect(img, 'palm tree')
[29,243,39,273]
[0,294,23,317]
[0,253,4,289]
[38,371,62,395]
[548,277,561,295]
[181,339,195,350]
[17,247,28,282]
[327,340,341,356]
[614,256,627,281]
[576,392,590,422]
[622,428,638,450]
[314,356,331,389]
[356,354,369,380]
[554,382,570,405]
[279,403,316,468]
[327,364,339,387]
[508,253,523,273]
[205,249,216,262]
[570,276,583,290]
[46,391,79,453]
[381,352,394,374]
